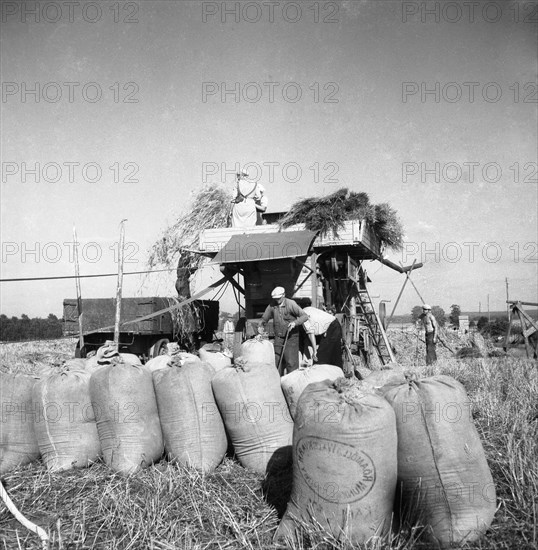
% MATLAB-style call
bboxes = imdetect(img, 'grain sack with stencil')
[89,353,163,474]
[1,373,40,475]
[211,359,293,474]
[33,367,100,472]
[275,378,397,545]
[153,358,227,472]
[382,374,496,547]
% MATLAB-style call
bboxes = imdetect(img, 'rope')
[3,279,230,343]
[0,481,49,549]
[0,268,177,283]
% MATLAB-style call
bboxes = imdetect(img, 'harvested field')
[1,339,537,550]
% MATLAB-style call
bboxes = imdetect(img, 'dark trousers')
[274,332,299,375]
[316,319,343,369]
[425,332,437,365]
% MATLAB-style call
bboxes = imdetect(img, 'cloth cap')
[271,286,285,299]
[422,304,432,310]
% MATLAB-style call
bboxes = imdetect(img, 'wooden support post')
[511,301,538,359]
[73,226,84,354]
[407,273,426,305]
[386,260,417,328]
[503,305,514,351]
[515,305,532,359]
[114,220,127,348]
[311,253,318,308]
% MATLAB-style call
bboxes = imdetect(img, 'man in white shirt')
[299,298,343,369]
[419,303,438,365]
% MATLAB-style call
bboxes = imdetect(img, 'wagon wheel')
[149,338,170,359]
[233,317,247,359]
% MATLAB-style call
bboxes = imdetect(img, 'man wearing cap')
[420,304,438,365]
[258,287,308,374]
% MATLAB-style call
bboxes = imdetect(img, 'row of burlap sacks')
[0,338,294,476]
[1,340,495,548]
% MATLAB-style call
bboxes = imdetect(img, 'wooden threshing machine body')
[198,219,385,364]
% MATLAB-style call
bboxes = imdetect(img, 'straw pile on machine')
[278,188,405,251]
[148,184,233,272]
[149,185,403,271]
[146,185,403,340]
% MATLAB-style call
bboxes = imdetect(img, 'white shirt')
[302,307,335,336]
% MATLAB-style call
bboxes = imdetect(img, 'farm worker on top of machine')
[300,298,344,369]
[231,171,268,228]
[258,286,308,375]
[420,304,438,365]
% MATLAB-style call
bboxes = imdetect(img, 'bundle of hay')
[372,202,404,251]
[147,184,232,345]
[166,296,201,349]
[279,188,404,251]
[148,184,233,271]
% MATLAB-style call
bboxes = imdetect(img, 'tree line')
[0,314,63,342]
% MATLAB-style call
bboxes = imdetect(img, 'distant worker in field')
[300,298,344,369]
[420,304,438,365]
[258,287,308,375]
[231,171,268,228]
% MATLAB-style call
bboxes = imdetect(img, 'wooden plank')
[199,220,381,257]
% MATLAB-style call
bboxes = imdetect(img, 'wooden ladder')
[355,284,395,365]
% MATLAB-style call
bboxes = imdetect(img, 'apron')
[231,180,258,228]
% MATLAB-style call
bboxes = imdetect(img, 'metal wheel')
[149,338,170,359]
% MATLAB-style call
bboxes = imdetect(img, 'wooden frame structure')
[504,300,538,359]
[196,219,417,368]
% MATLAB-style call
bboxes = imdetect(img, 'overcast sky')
[1,0,537,318]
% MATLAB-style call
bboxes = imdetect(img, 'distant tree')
[477,316,489,331]
[449,304,461,328]
[411,305,423,323]
[469,319,476,328]
[431,306,446,327]
[0,314,62,342]
[481,319,511,339]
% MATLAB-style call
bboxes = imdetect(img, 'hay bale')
[146,184,232,343]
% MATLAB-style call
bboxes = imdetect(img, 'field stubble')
[0,339,536,549]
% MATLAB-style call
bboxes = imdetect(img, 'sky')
[1,0,537,319]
